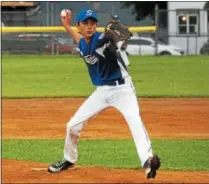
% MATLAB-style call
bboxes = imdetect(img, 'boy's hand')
[60,9,72,27]
[60,9,81,44]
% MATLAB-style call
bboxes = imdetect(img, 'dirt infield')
[2,98,209,183]
[2,159,209,183]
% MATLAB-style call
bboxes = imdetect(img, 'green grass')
[2,139,209,171]
[2,55,209,98]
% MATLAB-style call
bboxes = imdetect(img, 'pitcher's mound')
[2,159,209,183]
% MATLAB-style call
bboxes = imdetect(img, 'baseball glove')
[105,22,133,43]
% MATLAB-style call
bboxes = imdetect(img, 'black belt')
[105,78,125,86]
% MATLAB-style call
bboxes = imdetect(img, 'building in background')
[167,1,209,54]
[1,1,40,26]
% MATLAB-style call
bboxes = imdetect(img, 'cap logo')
[86,10,93,16]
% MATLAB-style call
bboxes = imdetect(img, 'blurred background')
[1,1,209,55]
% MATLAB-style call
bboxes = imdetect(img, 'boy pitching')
[48,9,161,179]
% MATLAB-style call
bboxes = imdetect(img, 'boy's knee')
[67,124,78,135]
[66,117,83,136]
[66,121,81,144]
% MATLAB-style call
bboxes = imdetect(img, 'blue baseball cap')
[76,9,98,23]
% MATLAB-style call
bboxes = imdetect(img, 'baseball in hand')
[60,9,71,18]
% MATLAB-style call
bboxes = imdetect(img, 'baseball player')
[111,14,131,66]
[48,9,161,179]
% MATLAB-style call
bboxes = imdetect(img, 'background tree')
[121,1,167,21]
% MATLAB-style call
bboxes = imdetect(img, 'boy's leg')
[111,83,153,166]
[48,88,108,173]
[64,88,108,163]
[110,83,160,178]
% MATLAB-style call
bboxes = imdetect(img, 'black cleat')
[143,155,161,179]
[48,159,75,173]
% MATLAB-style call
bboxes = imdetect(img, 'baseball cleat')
[48,159,75,173]
[143,155,161,179]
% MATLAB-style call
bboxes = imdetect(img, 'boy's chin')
[87,33,94,37]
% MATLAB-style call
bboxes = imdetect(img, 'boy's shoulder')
[95,31,103,38]
[95,31,110,41]
[79,32,108,48]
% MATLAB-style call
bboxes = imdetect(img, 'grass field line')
[2,55,209,98]
[2,139,209,171]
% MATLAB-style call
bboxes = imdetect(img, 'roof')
[204,2,209,9]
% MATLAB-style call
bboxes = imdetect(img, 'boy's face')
[77,18,97,38]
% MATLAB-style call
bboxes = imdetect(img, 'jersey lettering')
[84,55,99,65]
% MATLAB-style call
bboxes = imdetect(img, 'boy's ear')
[76,23,81,32]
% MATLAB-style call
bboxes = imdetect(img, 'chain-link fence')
[1,2,130,55]
[1,2,79,55]
[2,32,79,55]
[2,2,209,55]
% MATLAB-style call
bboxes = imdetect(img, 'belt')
[106,78,125,86]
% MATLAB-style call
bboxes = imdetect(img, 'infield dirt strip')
[2,98,209,183]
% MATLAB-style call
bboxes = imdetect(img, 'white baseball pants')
[63,78,153,167]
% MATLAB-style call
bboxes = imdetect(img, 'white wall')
[168,2,206,10]
[168,2,208,54]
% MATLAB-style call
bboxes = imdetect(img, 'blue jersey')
[78,31,129,86]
